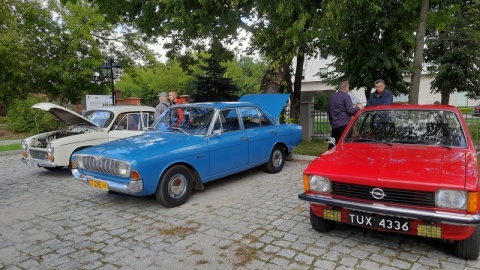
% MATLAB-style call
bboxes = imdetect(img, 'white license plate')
[347,212,410,232]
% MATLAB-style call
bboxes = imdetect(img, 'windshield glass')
[153,107,215,135]
[83,110,114,128]
[344,109,467,147]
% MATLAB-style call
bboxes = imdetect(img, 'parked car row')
[20,97,480,260]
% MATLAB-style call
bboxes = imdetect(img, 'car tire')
[264,144,285,174]
[155,165,193,208]
[453,225,480,260]
[310,207,336,232]
[44,166,64,171]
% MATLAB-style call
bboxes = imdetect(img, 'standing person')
[328,81,364,149]
[348,90,361,108]
[366,79,393,107]
[169,91,179,105]
[154,92,171,120]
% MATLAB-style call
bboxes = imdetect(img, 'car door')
[239,107,277,164]
[208,108,249,177]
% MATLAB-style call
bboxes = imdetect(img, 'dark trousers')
[329,124,347,149]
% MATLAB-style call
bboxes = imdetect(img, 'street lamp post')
[101,59,123,106]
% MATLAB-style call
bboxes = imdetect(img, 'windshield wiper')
[170,126,189,135]
[345,138,393,146]
[390,139,452,150]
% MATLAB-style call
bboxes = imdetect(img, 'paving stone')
[1,153,479,269]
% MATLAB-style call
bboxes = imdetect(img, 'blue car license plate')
[347,212,410,232]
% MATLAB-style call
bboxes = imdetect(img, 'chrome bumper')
[299,193,480,226]
[21,157,58,168]
[72,168,143,194]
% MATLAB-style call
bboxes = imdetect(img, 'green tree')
[321,0,416,101]
[224,57,268,96]
[1,0,156,110]
[424,0,480,104]
[191,54,240,102]
[116,61,196,101]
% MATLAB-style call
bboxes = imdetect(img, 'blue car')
[71,94,302,207]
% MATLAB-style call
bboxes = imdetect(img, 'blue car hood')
[76,132,199,160]
[239,94,290,119]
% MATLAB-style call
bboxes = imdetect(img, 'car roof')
[173,102,254,109]
[362,104,460,112]
[87,105,155,113]
[172,94,290,119]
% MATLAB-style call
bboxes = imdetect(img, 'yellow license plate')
[88,179,108,191]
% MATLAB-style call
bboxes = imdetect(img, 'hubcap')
[273,150,283,167]
[168,174,187,198]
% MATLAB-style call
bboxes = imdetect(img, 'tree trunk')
[409,0,429,104]
[291,53,304,123]
[364,86,371,103]
[441,84,450,104]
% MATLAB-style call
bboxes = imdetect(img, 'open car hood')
[239,94,290,119]
[32,102,99,127]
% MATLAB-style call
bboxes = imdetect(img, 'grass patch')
[157,226,197,236]
[293,139,328,156]
[0,143,21,152]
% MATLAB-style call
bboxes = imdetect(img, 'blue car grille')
[30,149,48,160]
[81,156,118,175]
[332,182,436,207]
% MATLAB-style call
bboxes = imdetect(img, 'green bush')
[7,95,59,133]
[459,107,473,115]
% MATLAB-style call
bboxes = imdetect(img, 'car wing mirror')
[325,136,336,146]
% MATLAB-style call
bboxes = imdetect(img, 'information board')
[86,95,112,111]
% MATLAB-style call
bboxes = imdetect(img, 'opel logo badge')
[371,188,385,200]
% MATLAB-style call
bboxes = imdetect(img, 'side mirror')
[325,136,336,146]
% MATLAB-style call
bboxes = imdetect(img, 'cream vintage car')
[21,103,155,171]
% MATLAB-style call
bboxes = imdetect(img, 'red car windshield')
[344,109,467,147]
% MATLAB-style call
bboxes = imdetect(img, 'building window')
[302,69,305,80]
[319,68,328,79]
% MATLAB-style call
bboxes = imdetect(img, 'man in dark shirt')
[366,79,393,107]
[327,81,364,149]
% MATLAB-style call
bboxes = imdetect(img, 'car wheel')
[453,225,480,260]
[44,166,63,171]
[310,207,336,232]
[264,144,285,174]
[155,165,193,208]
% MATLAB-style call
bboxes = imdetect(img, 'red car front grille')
[332,182,436,207]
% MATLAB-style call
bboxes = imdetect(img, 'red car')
[299,104,480,260]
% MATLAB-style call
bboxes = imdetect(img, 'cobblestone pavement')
[1,152,480,270]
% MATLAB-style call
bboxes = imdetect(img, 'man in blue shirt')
[366,79,393,107]
[327,81,364,149]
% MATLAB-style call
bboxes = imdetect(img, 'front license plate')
[88,179,108,191]
[347,212,410,232]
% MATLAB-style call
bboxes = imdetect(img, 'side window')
[259,110,272,127]
[218,109,240,132]
[239,108,271,129]
[113,113,127,130]
[114,113,141,131]
[141,112,155,130]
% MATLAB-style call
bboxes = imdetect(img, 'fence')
[310,108,480,144]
